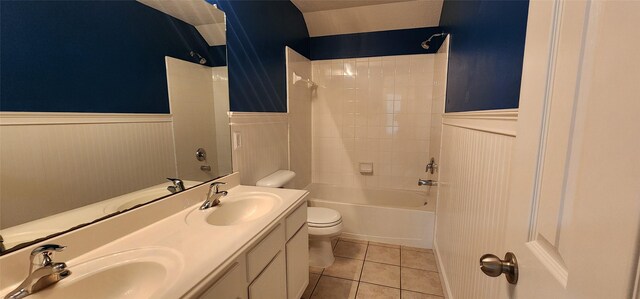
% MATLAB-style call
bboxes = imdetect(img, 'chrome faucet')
[418,179,437,186]
[167,178,185,194]
[200,182,227,210]
[0,234,6,253]
[6,244,71,299]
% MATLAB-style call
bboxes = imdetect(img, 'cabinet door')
[198,262,247,299]
[286,224,309,299]
[249,251,286,299]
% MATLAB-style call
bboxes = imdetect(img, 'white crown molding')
[0,112,172,126]
[442,109,518,136]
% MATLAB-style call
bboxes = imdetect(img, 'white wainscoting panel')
[0,114,176,228]
[435,111,516,299]
[229,112,289,186]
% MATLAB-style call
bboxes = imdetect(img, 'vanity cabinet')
[198,257,248,299]
[194,199,308,299]
[286,224,309,299]
[249,252,287,299]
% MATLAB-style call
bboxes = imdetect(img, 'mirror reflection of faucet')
[167,178,185,194]
[5,244,71,299]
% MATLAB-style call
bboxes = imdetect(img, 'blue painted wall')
[440,0,529,112]
[310,27,445,60]
[210,0,310,112]
[1,1,218,113]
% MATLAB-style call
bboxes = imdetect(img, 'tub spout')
[418,179,437,186]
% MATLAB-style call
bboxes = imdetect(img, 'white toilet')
[256,170,343,268]
[306,207,343,267]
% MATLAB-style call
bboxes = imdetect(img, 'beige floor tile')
[311,276,358,299]
[401,245,433,253]
[360,261,401,288]
[366,245,400,265]
[401,290,444,299]
[369,241,400,248]
[334,241,368,260]
[303,273,322,299]
[401,249,437,271]
[310,266,324,274]
[340,236,369,244]
[401,268,443,296]
[356,282,400,299]
[323,257,364,280]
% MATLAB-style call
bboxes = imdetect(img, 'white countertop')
[1,184,308,298]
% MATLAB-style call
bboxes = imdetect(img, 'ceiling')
[137,0,226,46]
[291,0,414,12]
[137,0,443,42]
[291,0,443,37]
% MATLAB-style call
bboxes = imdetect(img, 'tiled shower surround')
[311,55,435,190]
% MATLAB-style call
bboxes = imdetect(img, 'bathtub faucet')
[418,179,437,186]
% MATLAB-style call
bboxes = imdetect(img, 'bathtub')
[305,183,436,248]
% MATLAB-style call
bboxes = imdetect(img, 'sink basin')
[28,247,183,299]
[187,192,282,226]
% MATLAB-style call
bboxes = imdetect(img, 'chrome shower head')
[421,33,447,50]
[190,51,207,65]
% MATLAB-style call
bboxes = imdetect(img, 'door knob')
[479,252,518,284]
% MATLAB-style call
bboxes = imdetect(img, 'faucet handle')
[30,244,66,266]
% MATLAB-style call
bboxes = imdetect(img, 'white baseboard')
[433,239,453,299]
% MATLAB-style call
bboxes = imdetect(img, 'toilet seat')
[308,207,342,228]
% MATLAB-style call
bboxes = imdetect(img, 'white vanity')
[0,173,309,298]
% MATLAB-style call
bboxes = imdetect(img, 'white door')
[484,0,640,298]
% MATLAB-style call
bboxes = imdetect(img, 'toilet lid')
[308,207,342,226]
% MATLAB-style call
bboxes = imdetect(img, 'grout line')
[354,242,370,298]
[309,272,322,298]
[400,246,403,298]
[401,266,440,273]
[358,281,402,290]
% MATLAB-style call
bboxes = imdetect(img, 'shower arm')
[292,71,317,88]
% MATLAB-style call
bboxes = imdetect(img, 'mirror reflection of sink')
[187,192,282,226]
[102,180,200,214]
[0,229,61,249]
[113,188,173,212]
[28,247,183,299]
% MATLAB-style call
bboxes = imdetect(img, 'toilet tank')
[256,170,296,188]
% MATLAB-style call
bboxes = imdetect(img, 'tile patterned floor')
[303,237,445,299]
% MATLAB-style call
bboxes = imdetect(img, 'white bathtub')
[306,183,436,248]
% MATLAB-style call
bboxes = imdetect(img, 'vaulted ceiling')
[290,0,443,37]
[137,0,226,46]
[138,0,444,41]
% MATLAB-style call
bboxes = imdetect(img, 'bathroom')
[0,0,638,298]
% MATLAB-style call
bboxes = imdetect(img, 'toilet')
[306,206,343,267]
[256,170,343,268]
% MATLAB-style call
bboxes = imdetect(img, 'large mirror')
[0,0,230,254]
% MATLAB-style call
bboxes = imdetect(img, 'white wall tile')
[311,54,435,190]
